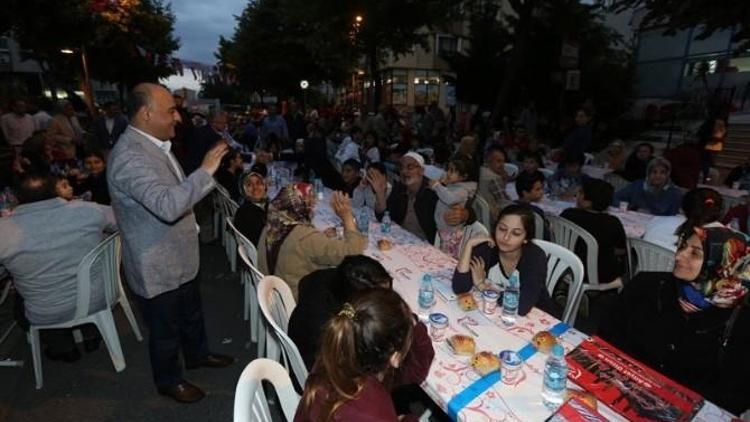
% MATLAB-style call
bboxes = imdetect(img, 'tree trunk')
[368,45,380,112]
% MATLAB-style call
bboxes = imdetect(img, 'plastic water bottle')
[381,211,392,234]
[541,344,568,410]
[501,270,520,326]
[418,274,435,319]
[729,218,740,232]
[314,178,324,200]
[356,207,370,235]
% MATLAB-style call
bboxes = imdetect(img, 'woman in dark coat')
[599,226,750,415]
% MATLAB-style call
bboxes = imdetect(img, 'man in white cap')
[369,151,472,242]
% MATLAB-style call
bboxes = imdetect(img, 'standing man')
[91,102,129,151]
[1,99,35,151]
[107,83,232,403]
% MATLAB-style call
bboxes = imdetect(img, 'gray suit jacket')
[107,126,215,299]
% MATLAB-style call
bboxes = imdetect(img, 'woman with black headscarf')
[599,226,750,415]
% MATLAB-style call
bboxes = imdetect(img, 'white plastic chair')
[471,194,492,230]
[233,358,300,422]
[539,168,554,179]
[28,232,143,389]
[257,276,308,389]
[233,222,267,358]
[434,221,489,258]
[532,240,585,326]
[628,237,675,277]
[504,163,519,179]
[548,215,623,294]
[215,189,239,272]
[584,153,594,165]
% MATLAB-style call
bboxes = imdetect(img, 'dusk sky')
[163,0,246,91]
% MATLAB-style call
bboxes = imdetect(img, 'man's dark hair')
[126,88,151,120]
[14,172,56,204]
[580,178,614,212]
[517,149,543,168]
[367,161,387,176]
[563,151,586,166]
[350,126,362,135]
[342,158,362,172]
[515,170,545,196]
[332,255,393,303]
[484,144,507,162]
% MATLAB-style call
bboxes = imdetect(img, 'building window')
[437,35,458,55]
[413,70,440,106]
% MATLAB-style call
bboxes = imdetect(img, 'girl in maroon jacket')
[295,289,435,421]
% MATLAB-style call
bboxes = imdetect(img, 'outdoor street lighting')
[60,47,95,114]
[355,15,363,23]
[300,80,309,89]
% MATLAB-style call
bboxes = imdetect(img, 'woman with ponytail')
[295,289,435,421]
[644,187,724,251]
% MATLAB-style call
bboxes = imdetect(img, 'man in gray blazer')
[107,83,232,403]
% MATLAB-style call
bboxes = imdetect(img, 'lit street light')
[60,47,95,114]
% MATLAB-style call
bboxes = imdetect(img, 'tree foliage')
[218,0,459,104]
[609,0,750,51]
[447,0,634,129]
[4,0,179,91]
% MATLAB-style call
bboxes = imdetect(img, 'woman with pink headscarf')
[257,183,366,298]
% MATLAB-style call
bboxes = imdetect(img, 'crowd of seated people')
[4,94,750,419]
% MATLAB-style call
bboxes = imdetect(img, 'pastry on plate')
[531,331,558,354]
[471,351,500,376]
[447,334,476,356]
[377,239,393,251]
[457,293,478,312]
[566,388,597,410]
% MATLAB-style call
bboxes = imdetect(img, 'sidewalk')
[0,242,254,422]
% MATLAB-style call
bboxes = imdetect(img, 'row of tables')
[310,188,734,421]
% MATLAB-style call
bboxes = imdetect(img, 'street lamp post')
[61,47,95,114]
[300,80,309,107]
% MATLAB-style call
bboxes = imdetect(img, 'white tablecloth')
[504,185,651,238]
[310,191,732,421]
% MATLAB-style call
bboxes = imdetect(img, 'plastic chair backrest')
[628,237,675,276]
[504,163,519,178]
[533,212,545,240]
[547,215,600,286]
[257,276,308,388]
[233,358,300,422]
[532,239,585,326]
[74,232,121,319]
[471,194,492,230]
[584,153,594,165]
[230,219,264,281]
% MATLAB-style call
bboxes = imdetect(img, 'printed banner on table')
[566,336,704,422]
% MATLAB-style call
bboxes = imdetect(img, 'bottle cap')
[552,344,564,357]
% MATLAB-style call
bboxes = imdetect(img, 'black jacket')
[377,178,438,243]
[185,124,221,174]
[599,272,750,415]
[233,201,267,246]
[91,115,128,149]
[287,268,340,369]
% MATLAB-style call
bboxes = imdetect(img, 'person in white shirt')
[1,99,36,149]
[643,187,724,251]
[335,126,362,167]
[362,130,381,165]
[30,97,54,131]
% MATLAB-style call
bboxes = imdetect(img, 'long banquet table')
[310,190,734,421]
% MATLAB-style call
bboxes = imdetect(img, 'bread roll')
[457,293,478,312]
[377,239,393,251]
[471,351,500,376]
[532,331,557,354]
[447,334,476,356]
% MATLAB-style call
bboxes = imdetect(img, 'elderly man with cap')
[613,156,683,216]
[369,152,472,243]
